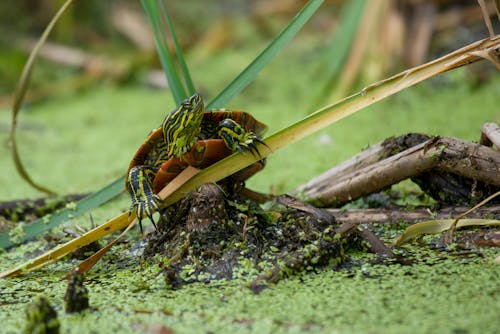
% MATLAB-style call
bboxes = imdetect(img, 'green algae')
[1,242,499,334]
[0,20,499,334]
[1,203,498,334]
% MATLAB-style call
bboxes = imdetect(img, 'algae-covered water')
[1,238,499,333]
[0,38,499,333]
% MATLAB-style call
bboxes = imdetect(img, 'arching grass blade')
[10,0,75,195]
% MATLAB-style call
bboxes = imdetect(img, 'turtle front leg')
[217,119,267,156]
[126,165,160,232]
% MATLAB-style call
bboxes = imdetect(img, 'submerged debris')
[143,184,357,289]
[64,270,89,313]
[0,194,87,223]
[24,296,60,334]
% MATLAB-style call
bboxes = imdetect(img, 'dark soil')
[143,183,357,290]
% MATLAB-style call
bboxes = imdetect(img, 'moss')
[64,270,89,313]
[143,185,350,288]
[7,224,26,244]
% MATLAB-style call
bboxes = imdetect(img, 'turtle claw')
[130,193,161,234]
[217,119,269,159]
[127,166,161,233]
[247,142,260,158]
[239,134,269,160]
[254,136,270,151]
[147,213,158,231]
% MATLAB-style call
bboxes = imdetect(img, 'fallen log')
[297,135,500,207]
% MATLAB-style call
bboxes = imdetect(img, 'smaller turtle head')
[162,93,205,157]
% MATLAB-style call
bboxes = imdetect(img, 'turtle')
[126,93,268,232]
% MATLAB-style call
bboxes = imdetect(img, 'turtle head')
[162,93,205,157]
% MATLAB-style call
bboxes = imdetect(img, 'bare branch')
[480,122,500,148]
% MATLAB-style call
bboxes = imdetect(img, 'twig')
[445,190,500,243]
[356,227,395,258]
[327,205,500,224]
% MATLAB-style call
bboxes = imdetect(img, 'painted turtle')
[126,93,267,231]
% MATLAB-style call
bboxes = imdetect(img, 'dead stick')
[327,205,500,224]
[296,141,388,193]
[355,227,395,258]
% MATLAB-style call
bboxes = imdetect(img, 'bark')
[480,122,500,148]
[295,134,430,195]
[297,135,500,207]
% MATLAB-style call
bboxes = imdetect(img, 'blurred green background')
[0,0,498,201]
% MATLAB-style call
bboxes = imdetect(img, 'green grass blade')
[313,0,365,105]
[159,1,195,95]
[0,177,124,249]
[324,0,365,75]
[207,0,324,109]
[141,0,187,103]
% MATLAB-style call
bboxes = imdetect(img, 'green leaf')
[0,177,124,249]
[314,0,365,105]
[159,1,195,95]
[207,0,324,109]
[141,0,187,103]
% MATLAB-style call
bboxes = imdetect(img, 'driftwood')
[295,133,429,194]
[296,134,500,207]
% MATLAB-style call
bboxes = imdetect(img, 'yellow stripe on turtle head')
[161,93,205,157]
